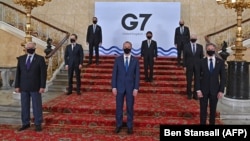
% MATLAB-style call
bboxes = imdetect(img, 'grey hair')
[25,42,36,48]
[123,41,132,48]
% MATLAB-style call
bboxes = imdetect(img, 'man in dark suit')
[174,20,190,66]
[111,41,140,135]
[15,42,47,132]
[141,31,157,82]
[64,34,83,95]
[195,43,226,125]
[86,16,102,65]
[183,34,204,100]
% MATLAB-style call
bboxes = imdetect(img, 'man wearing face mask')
[141,31,157,82]
[174,19,190,66]
[15,42,47,132]
[195,43,226,125]
[111,41,140,135]
[86,16,102,65]
[64,34,84,95]
[183,34,204,100]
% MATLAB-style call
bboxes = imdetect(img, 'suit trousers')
[68,65,81,92]
[143,55,154,80]
[185,65,198,97]
[21,91,43,126]
[116,90,134,128]
[88,43,99,64]
[199,92,218,125]
[177,42,185,65]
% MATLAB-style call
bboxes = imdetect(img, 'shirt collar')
[124,54,131,59]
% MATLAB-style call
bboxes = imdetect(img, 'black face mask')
[70,39,76,43]
[147,36,152,40]
[179,24,184,26]
[207,50,215,56]
[190,39,197,43]
[27,48,35,54]
[124,48,131,54]
[93,21,97,24]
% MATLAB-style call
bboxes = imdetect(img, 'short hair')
[146,31,152,35]
[206,42,217,49]
[123,41,132,48]
[71,33,78,39]
[25,42,36,48]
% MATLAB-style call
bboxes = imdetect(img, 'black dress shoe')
[35,125,42,132]
[77,92,81,95]
[96,62,99,65]
[127,128,133,134]
[18,124,30,131]
[187,95,192,100]
[66,92,72,95]
[193,96,198,100]
[114,126,122,133]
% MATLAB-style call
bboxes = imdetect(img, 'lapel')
[204,58,210,73]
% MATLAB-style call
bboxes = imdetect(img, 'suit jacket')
[86,24,102,46]
[195,57,226,95]
[15,54,47,91]
[183,42,204,68]
[174,26,190,46]
[64,43,84,67]
[111,55,140,94]
[141,40,157,57]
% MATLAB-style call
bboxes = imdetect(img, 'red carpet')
[0,55,223,140]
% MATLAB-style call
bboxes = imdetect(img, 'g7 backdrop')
[95,2,181,57]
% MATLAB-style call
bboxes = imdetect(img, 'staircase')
[0,55,223,140]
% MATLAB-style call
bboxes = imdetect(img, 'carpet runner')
[0,55,223,140]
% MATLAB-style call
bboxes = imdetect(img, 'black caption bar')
[160,125,250,141]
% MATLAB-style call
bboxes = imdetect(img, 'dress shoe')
[193,96,198,100]
[77,92,81,95]
[114,126,122,133]
[149,79,153,82]
[96,62,99,65]
[127,128,133,134]
[35,125,42,132]
[187,95,192,100]
[87,62,92,66]
[66,92,72,95]
[18,124,30,131]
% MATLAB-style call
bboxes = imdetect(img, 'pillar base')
[225,61,250,99]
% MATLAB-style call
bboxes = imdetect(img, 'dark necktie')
[125,57,128,72]
[26,56,31,69]
[192,44,196,55]
[209,58,213,73]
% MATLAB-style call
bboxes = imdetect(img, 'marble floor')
[0,88,250,125]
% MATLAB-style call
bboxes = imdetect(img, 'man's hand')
[65,65,68,71]
[79,64,82,69]
[217,92,223,99]
[15,88,20,93]
[197,90,203,98]
[133,89,138,97]
[39,88,45,93]
[112,88,117,96]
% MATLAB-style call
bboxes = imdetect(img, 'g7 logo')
[121,14,152,31]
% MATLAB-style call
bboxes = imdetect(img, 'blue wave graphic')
[99,46,177,56]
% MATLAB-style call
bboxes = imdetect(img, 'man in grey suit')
[64,34,83,95]
[15,42,47,132]
[174,20,190,66]
[183,34,204,100]
[111,41,140,134]
[141,31,157,82]
[195,43,226,125]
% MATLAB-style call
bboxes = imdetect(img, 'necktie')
[93,25,96,33]
[26,56,31,69]
[148,40,151,47]
[192,44,195,55]
[125,57,128,72]
[209,58,213,73]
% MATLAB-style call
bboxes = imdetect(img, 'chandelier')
[216,0,250,61]
[13,0,51,8]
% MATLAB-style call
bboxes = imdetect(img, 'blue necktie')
[209,58,213,73]
[125,57,128,72]
[26,56,31,69]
